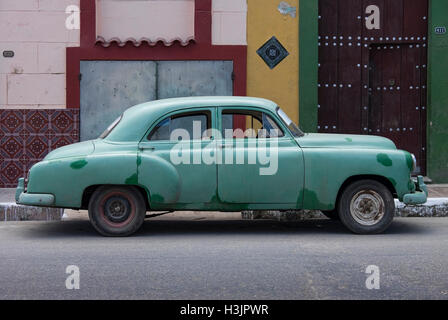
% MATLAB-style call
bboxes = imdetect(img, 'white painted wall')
[96,0,247,45]
[0,0,247,110]
[212,0,247,45]
[96,0,195,44]
[0,0,80,109]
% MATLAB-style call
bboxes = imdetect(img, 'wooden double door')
[318,0,428,174]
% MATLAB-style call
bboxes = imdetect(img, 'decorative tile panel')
[0,109,79,188]
[256,36,289,69]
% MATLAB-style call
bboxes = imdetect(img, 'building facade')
[1,0,447,188]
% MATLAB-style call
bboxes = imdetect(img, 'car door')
[217,107,304,205]
[137,107,217,205]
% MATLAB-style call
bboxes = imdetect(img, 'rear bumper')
[402,176,428,205]
[15,178,55,206]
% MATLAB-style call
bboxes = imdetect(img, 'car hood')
[296,133,397,150]
[44,140,95,160]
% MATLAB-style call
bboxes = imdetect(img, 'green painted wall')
[298,0,318,133]
[427,0,448,182]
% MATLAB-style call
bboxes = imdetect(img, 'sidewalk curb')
[1,198,447,222]
[242,198,448,221]
[395,198,448,217]
[0,203,64,221]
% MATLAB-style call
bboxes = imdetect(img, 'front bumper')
[15,177,55,206]
[402,176,428,205]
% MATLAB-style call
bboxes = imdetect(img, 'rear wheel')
[88,186,146,236]
[338,180,395,234]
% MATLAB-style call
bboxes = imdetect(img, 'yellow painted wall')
[246,0,299,122]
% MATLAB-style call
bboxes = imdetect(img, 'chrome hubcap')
[350,190,385,226]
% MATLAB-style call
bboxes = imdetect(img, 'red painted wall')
[66,0,247,109]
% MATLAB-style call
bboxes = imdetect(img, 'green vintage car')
[16,97,427,236]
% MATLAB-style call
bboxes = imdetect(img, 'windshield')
[99,115,122,139]
[276,107,304,137]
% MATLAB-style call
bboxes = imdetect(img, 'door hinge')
[231,72,235,81]
[78,73,82,81]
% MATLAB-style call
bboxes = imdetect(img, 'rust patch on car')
[376,153,393,167]
[303,188,333,210]
[125,173,138,185]
[405,153,414,171]
[151,194,165,203]
[70,159,88,169]
[137,154,142,166]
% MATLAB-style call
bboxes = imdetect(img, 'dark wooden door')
[318,0,428,174]
[369,43,427,173]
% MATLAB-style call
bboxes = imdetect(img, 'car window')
[221,110,284,139]
[148,111,210,141]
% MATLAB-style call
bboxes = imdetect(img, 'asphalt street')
[0,217,447,300]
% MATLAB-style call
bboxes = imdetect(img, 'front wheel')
[88,186,146,236]
[338,180,395,234]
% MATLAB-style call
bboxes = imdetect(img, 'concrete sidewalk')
[427,184,448,197]
[0,189,16,203]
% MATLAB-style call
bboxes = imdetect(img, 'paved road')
[0,217,447,300]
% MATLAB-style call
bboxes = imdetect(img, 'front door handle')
[138,143,155,151]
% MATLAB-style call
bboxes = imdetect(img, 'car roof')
[105,96,279,142]
[129,96,278,113]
